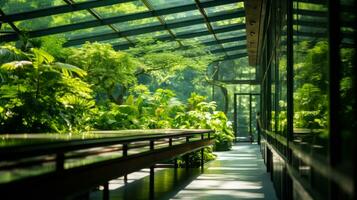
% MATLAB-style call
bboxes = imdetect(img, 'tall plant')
[0,45,93,133]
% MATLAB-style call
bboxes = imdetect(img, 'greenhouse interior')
[0,0,356,199]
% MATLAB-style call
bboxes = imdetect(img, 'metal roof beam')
[113,35,247,50]
[219,79,259,84]
[0,0,243,42]
[2,0,243,23]
[63,10,245,46]
[211,45,246,54]
[220,53,248,61]
[0,0,136,22]
[194,0,229,57]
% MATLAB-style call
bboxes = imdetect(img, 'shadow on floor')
[90,168,202,200]
[90,143,277,200]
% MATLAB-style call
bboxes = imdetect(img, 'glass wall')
[292,0,329,155]
[259,0,356,199]
[338,0,356,179]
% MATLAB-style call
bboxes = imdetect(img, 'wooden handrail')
[0,129,214,199]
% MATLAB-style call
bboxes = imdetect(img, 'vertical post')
[123,143,128,184]
[169,138,172,147]
[249,94,253,143]
[286,0,294,199]
[103,182,109,200]
[185,137,190,169]
[174,158,178,168]
[200,149,204,171]
[201,133,204,171]
[328,0,341,199]
[233,94,238,141]
[149,140,155,200]
[56,153,64,172]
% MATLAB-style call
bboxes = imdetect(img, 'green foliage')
[0,46,94,133]
[0,38,232,166]
[65,42,140,104]
[294,111,327,129]
[127,39,217,100]
[175,93,234,151]
[94,86,233,151]
[294,83,327,111]
[95,85,184,130]
[293,41,329,130]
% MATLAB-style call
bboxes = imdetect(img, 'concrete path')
[172,143,278,200]
[90,143,278,200]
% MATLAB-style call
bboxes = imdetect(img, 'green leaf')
[1,61,33,70]
[53,62,87,77]
[32,48,54,66]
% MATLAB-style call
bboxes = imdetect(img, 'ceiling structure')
[0,0,248,61]
[0,0,346,68]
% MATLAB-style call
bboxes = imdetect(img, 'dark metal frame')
[0,0,248,60]
[258,0,356,199]
[233,93,260,141]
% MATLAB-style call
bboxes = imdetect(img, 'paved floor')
[90,143,277,200]
[172,143,278,200]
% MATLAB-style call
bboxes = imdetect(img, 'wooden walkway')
[90,143,277,200]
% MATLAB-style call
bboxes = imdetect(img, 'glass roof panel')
[113,17,161,31]
[127,30,170,40]
[171,24,207,35]
[104,38,130,45]
[148,0,195,9]
[65,26,115,40]
[204,2,244,14]
[223,41,246,48]
[1,0,66,14]
[188,35,216,43]
[211,17,245,29]
[208,45,223,51]
[93,1,149,18]
[0,0,249,58]
[197,35,216,42]
[14,10,96,30]
[227,50,247,56]
[162,10,202,21]
[216,29,246,40]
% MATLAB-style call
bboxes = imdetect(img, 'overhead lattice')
[0,0,248,61]
[0,0,350,65]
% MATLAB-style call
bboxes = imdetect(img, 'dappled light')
[0,0,356,199]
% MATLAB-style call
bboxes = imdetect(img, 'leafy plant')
[175,93,234,151]
[65,42,140,105]
[0,45,94,133]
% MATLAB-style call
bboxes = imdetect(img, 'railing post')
[200,133,204,171]
[56,152,64,172]
[149,140,155,200]
[123,143,128,184]
[103,182,109,200]
[174,158,178,168]
[200,148,204,171]
[169,138,172,147]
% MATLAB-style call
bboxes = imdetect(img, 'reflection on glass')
[338,0,356,174]
[293,1,328,154]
